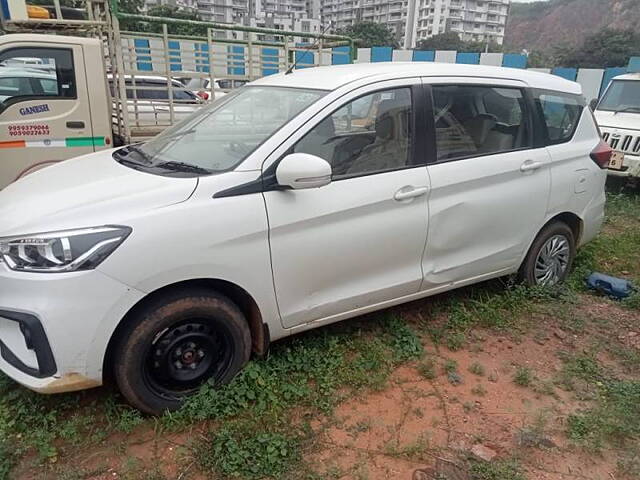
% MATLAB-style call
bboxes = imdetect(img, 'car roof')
[613,73,640,81]
[0,66,55,78]
[107,74,186,86]
[251,62,582,95]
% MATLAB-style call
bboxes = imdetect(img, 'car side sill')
[286,267,515,335]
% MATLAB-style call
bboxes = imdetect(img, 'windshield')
[598,80,640,113]
[114,86,326,175]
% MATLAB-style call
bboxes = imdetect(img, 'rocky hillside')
[505,0,640,53]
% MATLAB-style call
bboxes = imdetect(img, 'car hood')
[594,110,640,131]
[0,148,197,236]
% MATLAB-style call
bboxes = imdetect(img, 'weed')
[567,379,640,451]
[347,419,372,436]
[517,411,554,448]
[513,367,533,387]
[556,352,602,393]
[448,371,463,386]
[199,425,299,479]
[446,331,466,351]
[444,359,458,374]
[623,293,640,310]
[468,458,525,480]
[468,363,486,376]
[471,384,487,397]
[417,359,437,380]
[384,315,424,362]
[617,450,640,478]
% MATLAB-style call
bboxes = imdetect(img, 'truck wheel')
[519,222,575,287]
[113,289,251,415]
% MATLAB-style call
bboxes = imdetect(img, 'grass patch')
[468,362,486,376]
[567,380,640,451]
[468,458,525,480]
[171,314,423,478]
[417,359,437,380]
[424,282,573,349]
[513,367,533,387]
[199,424,300,479]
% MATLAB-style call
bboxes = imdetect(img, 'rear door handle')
[66,121,85,129]
[394,186,428,201]
[520,160,544,172]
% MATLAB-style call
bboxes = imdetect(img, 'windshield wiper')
[113,144,151,167]
[155,161,212,174]
[614,106,640,115]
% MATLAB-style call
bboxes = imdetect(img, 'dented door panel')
[422,148,552,288]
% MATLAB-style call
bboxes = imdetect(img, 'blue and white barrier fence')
[124,36,640,100]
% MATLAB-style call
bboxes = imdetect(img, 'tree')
[416,31,501,53]
[554,28,640,68]
[119,0,144,14]
[416,32,465,51]
[144,5,206,36]
[336,22,399,48]
[120,5,205,36]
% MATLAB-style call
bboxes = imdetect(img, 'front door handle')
[520,160,544,172]
[394,186,428,201]
[66,121,85,129]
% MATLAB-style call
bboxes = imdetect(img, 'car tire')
[113,288,251,415]
[518,222,576,287]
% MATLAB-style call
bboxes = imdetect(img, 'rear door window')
[431,85,531,161]
[533,91,584,145]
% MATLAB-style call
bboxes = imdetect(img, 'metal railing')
[1,0,356,143]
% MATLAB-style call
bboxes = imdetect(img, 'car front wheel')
[519,222,576,287]
[113,289,251,415]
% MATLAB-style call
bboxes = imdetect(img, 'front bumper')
[0,263,145,393]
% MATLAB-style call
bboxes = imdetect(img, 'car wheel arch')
[102,278,269,383]
[519,211,583,270]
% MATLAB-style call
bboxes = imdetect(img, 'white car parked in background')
[592,73,640,178]
[0,63,610,414]
[179,77,248,100]
[108,75,203,135]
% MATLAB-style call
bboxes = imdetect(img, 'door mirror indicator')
[276,153,332,190]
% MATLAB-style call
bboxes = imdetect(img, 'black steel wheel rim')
[143,320,234,400]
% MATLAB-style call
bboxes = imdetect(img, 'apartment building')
[144,0,319,37]
[406,0,510,48]
[143,0,509,50]
[320,0,409,45]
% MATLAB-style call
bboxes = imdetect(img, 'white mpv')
[0,63,610,414]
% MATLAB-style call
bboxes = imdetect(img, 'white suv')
[592,73,640,177]
[0,63,610,414]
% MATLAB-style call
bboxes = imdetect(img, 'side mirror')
[589,98,599,111]
[276,153,332,190]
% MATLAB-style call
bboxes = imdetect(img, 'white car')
[0,63,609,414]
[0,66,58,103]
[592,73,640,177]
[108,75,204,133]
[180,77,248,100]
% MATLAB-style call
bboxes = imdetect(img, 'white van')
[0,63,609,414]
[593,73,640,177]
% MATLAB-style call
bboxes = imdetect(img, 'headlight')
[0,226,131,273]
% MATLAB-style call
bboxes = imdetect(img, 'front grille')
[602,130,640,154]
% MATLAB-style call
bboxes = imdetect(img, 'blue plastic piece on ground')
[586,272,634,299]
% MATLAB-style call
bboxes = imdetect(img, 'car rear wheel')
[113,289,251,415]
[519,222,576,287]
